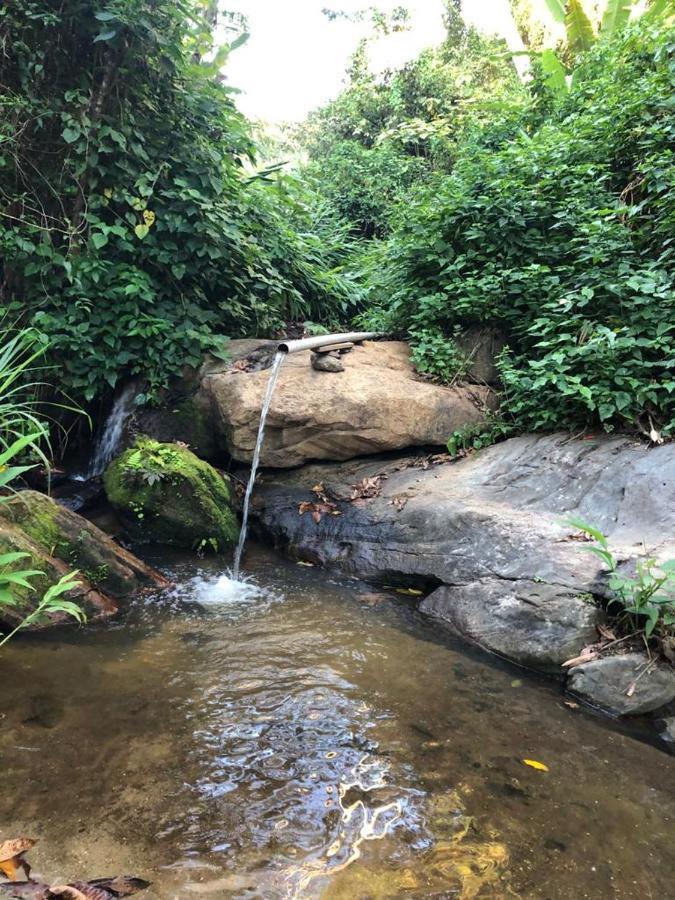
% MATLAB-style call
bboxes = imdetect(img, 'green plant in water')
[0,435,85,647]
[0,569,84,648]
[567,517,675,641]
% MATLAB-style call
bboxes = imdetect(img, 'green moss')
[0,492,62,554]
[104,436,239,551]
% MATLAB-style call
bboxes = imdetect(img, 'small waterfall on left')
[83,383,137,479]
[233,351,286,579]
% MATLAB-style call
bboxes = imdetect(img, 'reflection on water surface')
[1,543,673,898]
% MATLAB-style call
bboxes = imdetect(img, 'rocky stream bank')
[4,339,674,749]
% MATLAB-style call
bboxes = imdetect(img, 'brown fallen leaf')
[567,530,593,542]
[0,837,35,881]
[230,358,251,373]
[390,494,409,512]
[597,623,617,642]
[563,699,579,709]
[298,500,340,524]
[351,475,384,501]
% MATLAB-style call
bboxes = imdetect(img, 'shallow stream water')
[1,544,674,898]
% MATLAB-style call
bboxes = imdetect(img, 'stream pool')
[1,543,674,898]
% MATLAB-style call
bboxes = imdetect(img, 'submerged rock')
[202,340,495,467]
[104,437,238,552]
[0,490,168,628]
[567,654,675,716]
[251,433,675,705]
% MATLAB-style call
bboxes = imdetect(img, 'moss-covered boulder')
[103,437,238,552]
[0,490,169,629]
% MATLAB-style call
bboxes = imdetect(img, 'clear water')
[1,543,673,899]
[233,351,285,578]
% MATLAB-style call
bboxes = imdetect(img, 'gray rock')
[420,581,600,673]
[311,351,344,373]
[566,654,675,716]
[659,716,675,745]
[252,434,675,676]
[456,327,505,384]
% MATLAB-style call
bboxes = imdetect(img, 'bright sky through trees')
[225,0,523,122]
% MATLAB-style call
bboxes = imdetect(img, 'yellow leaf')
[103,187,113,199]
[395,587,424,596]
[143,209,156,226]
[523,758,549,772]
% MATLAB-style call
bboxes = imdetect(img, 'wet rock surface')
[202,340,495,467]
[567,654,675,716]
[420,581,601,674]
[252,433,675,718]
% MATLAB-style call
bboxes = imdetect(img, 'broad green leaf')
[62,126,80,144]
[92,232,109,250]
[600,0,633,35]
[229,31,250,51]
[540,49,568,95]
[564,517,609,547]
[134,223,150,239]
[644,0,675,22]
[94,28,117,43]
[566,0,596,55]
[0,552,31,566]
[94,11,117,21]
[542,0,566,24]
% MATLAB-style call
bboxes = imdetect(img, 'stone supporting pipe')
[277,331,382,355]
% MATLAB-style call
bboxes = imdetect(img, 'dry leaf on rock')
[298,500,340,524]
[390,494,409,512]
[522,759,549,772]
[351,475,384,501]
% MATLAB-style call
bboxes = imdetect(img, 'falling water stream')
[233,350,286,578]
[84,382,137,479]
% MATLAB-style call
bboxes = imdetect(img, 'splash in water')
[85,383,137,478]
[233,351,286,578]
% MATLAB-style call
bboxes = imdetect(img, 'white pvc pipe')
[277,331,382,354]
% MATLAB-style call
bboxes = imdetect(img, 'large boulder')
[201,340,495,467]
[249,433,675,702]
[0,490,168,629]
[104,437,238,552]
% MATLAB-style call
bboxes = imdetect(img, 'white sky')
[224,1,525,122]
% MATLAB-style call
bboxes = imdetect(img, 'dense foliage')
[355,18,675,436]
[1,0,674,443]
[0,1,352,402]
[300,11,521,237]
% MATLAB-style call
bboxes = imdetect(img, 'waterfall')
[233,351,285,579]
[85,383,137,479]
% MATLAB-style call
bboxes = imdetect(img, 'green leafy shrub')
[446,419,513,458]
[0,1,351,402]
[361,20,675,435]
[409,328,468,382]
[568,517,675,642]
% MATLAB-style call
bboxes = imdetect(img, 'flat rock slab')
[202,340,494,467]
[420,581,600,673]
[567,654,675,716]
[252,434,675,700]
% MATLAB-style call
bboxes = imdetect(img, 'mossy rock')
[103,437,239,552]
[0,490,168,599]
